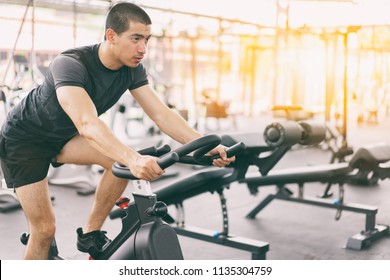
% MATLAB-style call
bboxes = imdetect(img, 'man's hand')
[127,155,164,181]
[207,145,236,167]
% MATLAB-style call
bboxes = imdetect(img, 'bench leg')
[246,194,275,219]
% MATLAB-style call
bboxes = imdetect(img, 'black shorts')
[0,136,68,189]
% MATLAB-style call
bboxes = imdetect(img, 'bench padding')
[155,167,233,205]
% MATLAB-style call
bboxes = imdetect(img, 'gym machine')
[139,121,326,258]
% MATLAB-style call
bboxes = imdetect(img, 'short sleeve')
[129,64,149,90]
[51,55,88,89]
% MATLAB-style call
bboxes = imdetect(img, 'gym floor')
[1,114,390,260]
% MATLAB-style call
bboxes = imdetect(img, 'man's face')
[112,21,151,68]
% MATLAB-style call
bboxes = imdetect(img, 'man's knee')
[31,219,56,241]
[15,179,57,239]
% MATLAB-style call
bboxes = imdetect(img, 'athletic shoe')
[76,227,111,255]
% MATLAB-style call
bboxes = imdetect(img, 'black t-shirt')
[1,44,148,143]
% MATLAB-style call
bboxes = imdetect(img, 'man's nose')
[137,42,147,54]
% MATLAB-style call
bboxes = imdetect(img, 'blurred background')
[1,0,390,261]
[1,0,389,137]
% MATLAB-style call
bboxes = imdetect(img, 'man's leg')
[15,178,55,260]
[55,135,128,233]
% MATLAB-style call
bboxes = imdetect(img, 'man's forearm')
[79,117,139,166]
[155,109,202,144]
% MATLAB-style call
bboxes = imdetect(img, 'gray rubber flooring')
[1,114,390,260]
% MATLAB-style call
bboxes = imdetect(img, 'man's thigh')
[55,135,113,169]
[15,178,55,224]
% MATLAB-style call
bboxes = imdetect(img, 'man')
[0,2,234,260]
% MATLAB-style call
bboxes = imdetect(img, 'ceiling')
[0,0,361,16]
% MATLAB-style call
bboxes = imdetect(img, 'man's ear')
[105,28,117,43]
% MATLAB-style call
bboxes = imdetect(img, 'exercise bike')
[21,134,244,260]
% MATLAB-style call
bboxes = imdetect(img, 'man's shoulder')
[53,44,99,72]
[60,44,97,59]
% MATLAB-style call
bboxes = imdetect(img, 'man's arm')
[131,85,234,167]
[56,85,163,180]
[131,85,201,144]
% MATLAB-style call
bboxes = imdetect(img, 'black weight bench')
[155,167,233,205]
[239,142,390,250]
[153,121,326,259]
[243,162,351,186]
[155,166,269,260]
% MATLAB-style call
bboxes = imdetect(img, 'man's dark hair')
[105,2,152,36]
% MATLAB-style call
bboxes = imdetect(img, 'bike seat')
[155,167,233,205]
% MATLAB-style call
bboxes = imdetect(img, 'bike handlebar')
[138,144,171,157]
[112,134,223,180]
[178,141,246,165]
